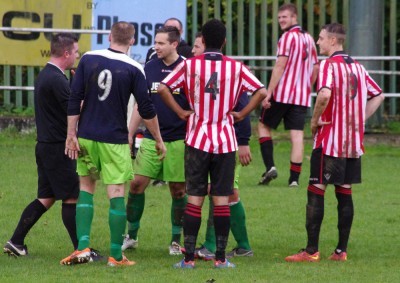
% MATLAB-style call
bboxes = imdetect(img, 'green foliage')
[1,132,400,282]
[385,120,400,133]
[0,105,34,117]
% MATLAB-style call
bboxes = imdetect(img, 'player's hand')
[128,134,134,152]
[262,94,272,109]
[155,140,167,160]
[230,111,243,123]
[65,135,80,160]
[311,118,331,137]
[178,110,194,121]
[238,145,252,166]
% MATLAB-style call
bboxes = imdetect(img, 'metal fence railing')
[1,0,399,118]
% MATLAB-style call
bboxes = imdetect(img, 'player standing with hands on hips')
[285,23,384,262]
[158,19,270,269]
[191,31,254,260]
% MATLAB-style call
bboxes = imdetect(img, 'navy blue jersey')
[68,48,156,144]
[234,93,251,146]
[144,56,190,141]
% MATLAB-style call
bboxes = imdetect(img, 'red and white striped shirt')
[274,25,318,106]
[315,51,382,158]
[162,51,264,153]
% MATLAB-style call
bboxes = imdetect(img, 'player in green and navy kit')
[123,26,189,255]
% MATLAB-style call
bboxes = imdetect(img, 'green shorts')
[134,138,185,182]
[233,160,242,189]
[77,138,133,185]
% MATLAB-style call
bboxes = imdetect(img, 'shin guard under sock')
[126,192,145,240]
[76,191,94,250]
[335,185,354,252]
[183,203,202,261]
[305,185,325,254]
[109,197,126,261]
[259,137,274,171]
[10,199,47,245]
[62,203,78,249]
[214,205,230,261]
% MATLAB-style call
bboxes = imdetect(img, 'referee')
[4,34,80,257]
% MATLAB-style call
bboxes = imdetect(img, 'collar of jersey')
[108,48,125,54]
[46,62,65,75]
[204,48,222,54]
[330,51,348,58]
[285,24,301,32]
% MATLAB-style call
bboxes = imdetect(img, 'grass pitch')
[0,127,399,283]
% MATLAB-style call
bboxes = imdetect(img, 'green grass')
[1,129,400,283]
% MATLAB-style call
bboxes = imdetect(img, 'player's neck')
[109,43,130,54]
[328,46,344,57]
[162,52,179,66]
[49,58,66,73]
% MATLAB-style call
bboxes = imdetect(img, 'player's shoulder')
[144,57,162,68]
[222,55,245,67]
[85,49,143,70]
[39,63,67,81]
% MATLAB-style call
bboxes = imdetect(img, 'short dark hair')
[201,19,226,49]
[164,17,183,31]
[156,26,181,44]
[322,23,346,44]
[195,31,202,38]
[111,21,135,45]
[278,3,298,15]
[50,33,78,57]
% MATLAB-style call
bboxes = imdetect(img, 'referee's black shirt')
[34,63,70,143]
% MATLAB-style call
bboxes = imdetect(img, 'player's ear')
[221,38,227,49]
[130,38,135,46]
[330,36,336,46]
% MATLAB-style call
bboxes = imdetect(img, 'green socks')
[126,192,145,240]
[230,201,251,250]
[202,199,251,251]
[76,191,94,251]
[109,197,126,261]
[171,195,187,243]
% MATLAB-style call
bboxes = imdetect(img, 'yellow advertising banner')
[0,0,92,66]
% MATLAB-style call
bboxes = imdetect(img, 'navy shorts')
[259,99,308,130]
[309,147,361,185]
[185,145,235,197]
[36,142,80,200]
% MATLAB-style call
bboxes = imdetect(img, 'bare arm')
[231,88,268,122]
[128,103,142,150]
[365,94,385,120]
[266,56,288,95]
[142,115,166,160]
[65,115,80,159]
[311,88,331,137]
[311,63,319,85]
[158,84,193,120]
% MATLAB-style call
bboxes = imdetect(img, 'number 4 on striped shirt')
[205,72,219,100]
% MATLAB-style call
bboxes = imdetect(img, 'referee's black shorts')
[259,98,308,130]
[36,142,79,200]
[309,147,361,185]
[185,145,235,197]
